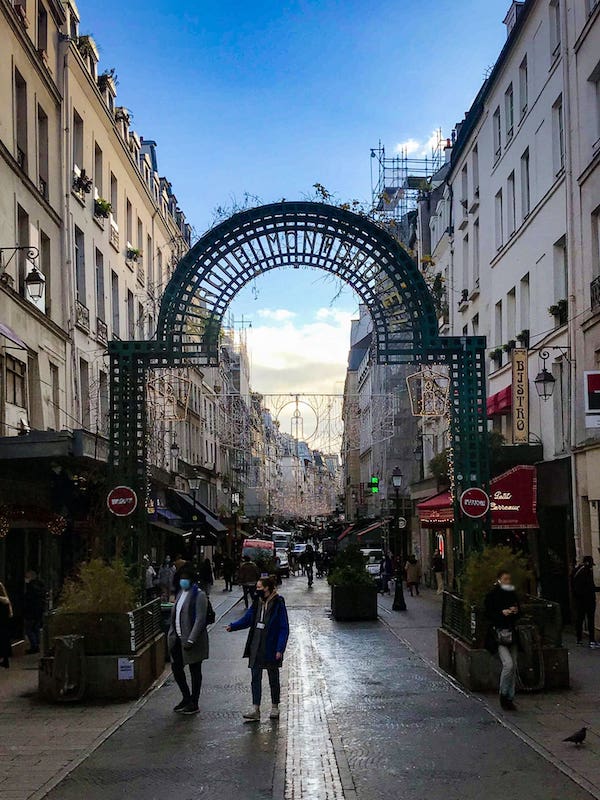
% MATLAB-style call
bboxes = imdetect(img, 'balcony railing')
[591,275,600,312]
[96,318,108,346]
[75,299,90,332]
[136,261,145,286]
[39,177,48,200]
[109,219,119,249]
[16,146,26,171]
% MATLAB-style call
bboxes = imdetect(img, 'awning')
[416,491,453,527]
[155,508,182,524]
[356,521,386,538]
[487,385,512,417]
[170,490,228,534]
[149,519,191,537]
[337,523,355,542]
[490,465,538,529]
[416,465,539,530]
[0,322,27,350]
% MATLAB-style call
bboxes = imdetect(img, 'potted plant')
[97,67,117,93]
[503,339,516,353]
[94,197,112,219]
[328,544,378,621]
[73,169,93,194]
[516,329,530,348]
[490,347,503,365]
[126,246,142,262]
[548,299,567,322]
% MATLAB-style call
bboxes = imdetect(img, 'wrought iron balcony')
[39,177,48,200]
[96,318,108,345]
[109,222,119,249]
[136,261,145,286]
[591,275,600,312]
[75,299,90,332]
[16,147,26,170]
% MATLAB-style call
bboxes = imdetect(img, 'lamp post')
[391,467,407,612]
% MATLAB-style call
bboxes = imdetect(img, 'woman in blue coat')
[227,575,289,721]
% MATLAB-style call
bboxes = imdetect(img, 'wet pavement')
[45,577,593,800]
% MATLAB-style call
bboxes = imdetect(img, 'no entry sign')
[459,487,490,519]
[107,486,138,517]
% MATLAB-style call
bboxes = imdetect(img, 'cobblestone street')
[40,578,595,800]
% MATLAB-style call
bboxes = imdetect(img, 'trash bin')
[50,635,86,702]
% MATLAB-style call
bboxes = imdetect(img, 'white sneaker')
[269,705,280,719]
[243,706,260,721]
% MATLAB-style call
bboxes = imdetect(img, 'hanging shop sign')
[107,486,138,517]
[512,348,529,444]
[584,371,600,428]
[459,487,490,519]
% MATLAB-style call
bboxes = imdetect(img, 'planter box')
[331,584,378,621]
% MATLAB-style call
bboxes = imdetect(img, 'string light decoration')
[406,368,450,417]
[47,514,67,536]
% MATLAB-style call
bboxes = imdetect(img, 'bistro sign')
[512,348,529,444]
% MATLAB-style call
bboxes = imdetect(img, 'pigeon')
[563,727,587,746]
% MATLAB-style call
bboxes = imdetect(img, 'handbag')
[495,627,514,646]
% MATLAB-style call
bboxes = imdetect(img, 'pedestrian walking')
[23,570,45,654]
[222,555,234,592]
[0,581,13,668]
[238,556,260,608]
[432,549,445,595]
[380,553,393,594]
[198,557,214,596]
[144,557,157,602]
[227,576,289,721]
[572,556,600,647]
[167,564,209,715]
[213,551,223,579]
[405,555,422,596]
[158,557,175,601]
[303,545,315,588]
[484,569,521,711]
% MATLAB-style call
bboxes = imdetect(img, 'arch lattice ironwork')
[108,201,489,554]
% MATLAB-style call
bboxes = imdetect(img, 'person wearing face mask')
[167,563,209,715]
[484,570,521,711]
[226,576,289,722]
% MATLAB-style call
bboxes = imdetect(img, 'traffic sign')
[397,517,407,529]
[459,487,490,519]
[107,486,138,517]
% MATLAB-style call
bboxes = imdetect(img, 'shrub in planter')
[462,545,534,610]
[328,545,377,621]
[58,559,136,613]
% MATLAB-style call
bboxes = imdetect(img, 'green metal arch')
[156,201,441,365]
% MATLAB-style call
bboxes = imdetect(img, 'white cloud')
[394,130,441,158]
[257,308,297,321]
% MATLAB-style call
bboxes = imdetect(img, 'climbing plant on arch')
[108,201,489,551]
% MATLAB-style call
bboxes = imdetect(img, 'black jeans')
[170,637,203,705]
[306,564,314,586]
[224,574,234,591]
[251,665,280,706]
[243,584,255,608]
[575,600,596,643]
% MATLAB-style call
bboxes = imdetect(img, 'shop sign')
[584,372,600,428]
[512,348,529,443]
[459,487,490,519]
[107,486,138,517]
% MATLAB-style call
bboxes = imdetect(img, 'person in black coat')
[0,581,13,668]
[572,556,600,647]
[484,570,521,711]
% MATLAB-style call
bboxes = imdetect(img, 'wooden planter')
[331,584,378,621]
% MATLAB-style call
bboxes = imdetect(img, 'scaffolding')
[370,130,444,244]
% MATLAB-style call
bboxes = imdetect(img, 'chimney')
[444,138,452,163]
[503,1,525,36]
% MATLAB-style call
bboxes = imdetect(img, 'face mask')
[500,583,515,592]
[180,578,191,591]
[256,589,266,600]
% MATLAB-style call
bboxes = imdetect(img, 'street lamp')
[24,266,46,301]
[391,467,407,612]
[534,350,556,401]
[170,439,180,472]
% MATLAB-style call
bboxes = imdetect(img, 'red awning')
[416,491,453,527]
[490,465,538,529]
[486,385,512,417]
[356,521,386,538]
[416,465,539,530]
[337,523,355,542]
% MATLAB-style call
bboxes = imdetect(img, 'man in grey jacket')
[167,564,209,715]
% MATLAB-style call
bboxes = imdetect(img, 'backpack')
[189,585,216,626]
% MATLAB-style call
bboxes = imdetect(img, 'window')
[553,95,564,173]
[495,190,504,249]
[99,371,108,434]
[37,104,48,199]
[17,204,29,295]
[74,226,85,303]
[95,249,105,321]
[507,288,516,337]
[72,109,83,169]
[493,107,502,161]
[127,289,135,339]
[472,146,479,195]
[520,148,531,219]
[49,363,60,430]
[520,273,530,330]
[472,313,479,336]
[507,172,516,236]
[137,217,143,250]
[588,61,600,146]
[593,207,600,278]
[14,69,28,172]
[495,300,503,347]
[110,172,118,221]
[157,249,163,287]
[147,235,153,287]
[137,301,144,338]
[462,235,469,294]
[460,165,468,210]
[37,2,47,52]
[94,142,103,196]
[6,356,26,407]
[553,235,568,304]
[111,271,120,336]
[40,230,50,312]
[519,56,528,118]
[79,358,90,429]
[550,0,561,57]
[505,84,514,140]
[126,198,132,243]
[473,218,480,287]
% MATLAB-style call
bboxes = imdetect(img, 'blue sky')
[79,0,510,393]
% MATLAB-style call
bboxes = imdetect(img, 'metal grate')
[591,275,600,312]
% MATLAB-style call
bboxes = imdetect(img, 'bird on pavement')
[563,727,587,746]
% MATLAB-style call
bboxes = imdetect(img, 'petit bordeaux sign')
[107,485,138,517]
[459,487,490,519]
